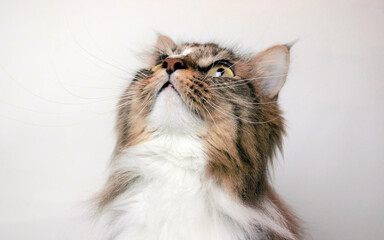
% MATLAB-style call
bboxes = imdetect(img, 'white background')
[0,0,383,239]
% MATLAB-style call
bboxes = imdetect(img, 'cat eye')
[152,63,162,72]
[207,65,234,78]
[152,55,169,72]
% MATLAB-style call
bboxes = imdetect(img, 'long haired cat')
[94,35,302,240]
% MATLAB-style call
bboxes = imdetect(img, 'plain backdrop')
[0,0,383,239]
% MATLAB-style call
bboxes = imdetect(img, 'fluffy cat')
[94,35,302,240]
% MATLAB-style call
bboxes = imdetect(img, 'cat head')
[116,35,290,203]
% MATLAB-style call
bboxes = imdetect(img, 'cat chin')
[158,84,183,106]
[147,85,205,135]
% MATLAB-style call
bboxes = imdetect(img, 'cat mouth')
[159,81,180,96]
[160,81,174,91]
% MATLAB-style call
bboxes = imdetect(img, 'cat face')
[116,35,290,203]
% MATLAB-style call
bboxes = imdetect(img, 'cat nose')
[162,57,185,74]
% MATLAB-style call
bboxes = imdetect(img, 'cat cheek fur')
[94,35,303,240]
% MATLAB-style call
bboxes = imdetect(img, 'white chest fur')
[98,135,294,240]
[99,135,241,240]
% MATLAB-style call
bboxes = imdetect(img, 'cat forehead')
[171,43,236,67]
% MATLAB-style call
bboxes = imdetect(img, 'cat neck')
[121,132,207,173]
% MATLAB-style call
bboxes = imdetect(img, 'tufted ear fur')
[154,34,177,54]
[147,34,177,67]
[251,45,290,99]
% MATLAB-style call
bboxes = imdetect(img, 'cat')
[93,35,303,240]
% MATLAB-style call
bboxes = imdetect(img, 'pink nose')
[162,57,185,74]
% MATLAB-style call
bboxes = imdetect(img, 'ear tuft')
[155,34,177,54]
[283,39,298,51]
[252,45,290,98]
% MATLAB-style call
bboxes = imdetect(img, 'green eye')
[207,65,234,77]
[152,63,162,72]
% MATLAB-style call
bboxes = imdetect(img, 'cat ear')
[146,34,177,67]
[154,34,177,53]
[251,45,290,98]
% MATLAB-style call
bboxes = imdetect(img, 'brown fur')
[266,184,304,239]
[96,36,303,239]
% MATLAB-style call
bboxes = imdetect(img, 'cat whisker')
[65,13,134,76]
[202,97,280,125]
[128,94,154,122]
[208,74,287,89]
[135,72,151,79]
[116,96,148,109]
[213,93,277,106]
[119,81,160,100]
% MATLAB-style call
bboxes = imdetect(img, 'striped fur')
[94,35,303,239]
